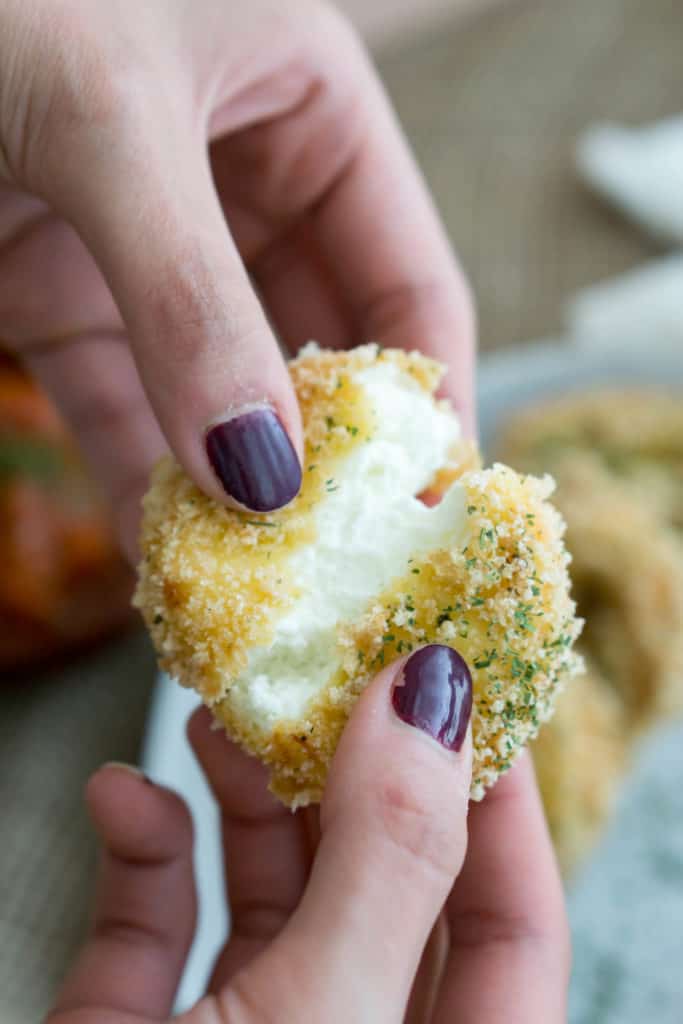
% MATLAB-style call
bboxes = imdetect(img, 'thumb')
[238,645,473,1024]
[45,99,303,514]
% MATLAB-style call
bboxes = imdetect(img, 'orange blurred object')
[0,350,133,672]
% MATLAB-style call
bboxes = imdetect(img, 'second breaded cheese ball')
[135,344,583,807]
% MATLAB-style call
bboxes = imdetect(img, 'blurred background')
[2,1,683,1021]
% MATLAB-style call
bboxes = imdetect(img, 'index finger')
[231,14,476,434]
[433,753,570,1023]
[48,765,196,1023]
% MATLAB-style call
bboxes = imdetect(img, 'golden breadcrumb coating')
[136,344,582,807]
[135,345,466,703]
[331,465,582,804]
[532,661,627,876]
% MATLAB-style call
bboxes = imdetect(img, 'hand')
[0,0,475,560]
[50,650,569,1023]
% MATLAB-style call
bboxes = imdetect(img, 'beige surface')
[337,0,487,46]
[2,0,683,1020]
[0,630,157,1023]
[378,0,681,351]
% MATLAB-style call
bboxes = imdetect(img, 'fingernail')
[392,645,472,751]
[206,406,301,512]
[104,761,152,783]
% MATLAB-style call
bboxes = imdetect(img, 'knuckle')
[373,769,466,885]
[282,0,363,54]
[307,0,362,50]
[363,274,475,346]
[231,901,290,942]
[14,5,153,185]
[218,975,282,1024]
[49,9,137,120]
[277,0,370,99]
[46,54,139,145]
[68,365,144,441]
[450,904,571,975]
[92,914,170,952]
[163,787,195,845]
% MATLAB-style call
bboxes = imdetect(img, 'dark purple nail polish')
[206,407,301,512]
[392,645,472,751]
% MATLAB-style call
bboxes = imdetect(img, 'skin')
[0,3,567,1017]
[49,660,570,1023]
[0,0,475,560]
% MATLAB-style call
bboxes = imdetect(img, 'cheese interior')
[228,361,468,725]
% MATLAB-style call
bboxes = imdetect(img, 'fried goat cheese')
[135,344,583,807]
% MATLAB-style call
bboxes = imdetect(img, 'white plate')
[577,117,683,244]
[143,339,683,1020]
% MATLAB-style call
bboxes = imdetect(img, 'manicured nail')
[206,406,301,512]
[392,645,472,751]
[104,761,152,783]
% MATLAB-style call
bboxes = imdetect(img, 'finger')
[41,101,302,514]
[405,912,449,1024]
[220,645,473,1024]
[25,335,166,564]
[48,764,196,1022]
[215,14,475,432]
[0,203,166,561]
[311,66,477,434]
[432,754,570,1024]
[188,708,311,988]
[210,142,354,354]
[252,223,354,354]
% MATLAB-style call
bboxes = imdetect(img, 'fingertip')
[323,647,473,874]
[186,704,214,749]
[203,400,303,514]
[187,705,279,820]
[293,661,472,1019]
[474,749,536,811]
[86,762,193,862]
[85,761,148,809]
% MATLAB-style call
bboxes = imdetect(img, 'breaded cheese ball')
[499,389,683,533]
[499,397,683,730]
[558,468,683,730]
[532,662,627,876]
[135,344,583,807]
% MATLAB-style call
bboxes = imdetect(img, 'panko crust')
[136,345,582,808]
[232,465,582,806]
[135,344,459,703]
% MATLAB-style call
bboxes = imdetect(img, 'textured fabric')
[0,631,156,1023]
[379,0,683,351]
[3,0,683,1020]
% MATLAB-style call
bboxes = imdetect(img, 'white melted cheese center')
[231,362,468,724]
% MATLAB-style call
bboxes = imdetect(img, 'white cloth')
[570,115,683,353]
[577,116,683,243]
[566,254,683,352]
